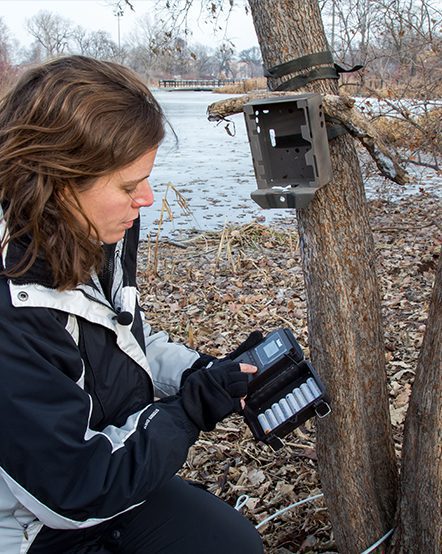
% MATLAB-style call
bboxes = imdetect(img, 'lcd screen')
[256,338,283,365]
[263,341,279,359]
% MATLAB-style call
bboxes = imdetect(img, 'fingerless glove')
[180,353,217,387]
[180,360,248,431]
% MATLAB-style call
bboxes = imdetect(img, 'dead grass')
[215,77,267,94]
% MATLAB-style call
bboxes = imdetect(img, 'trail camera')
[243,94,332,209]
[234,328,331,451]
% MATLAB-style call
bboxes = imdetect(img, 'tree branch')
[207,91,409,186]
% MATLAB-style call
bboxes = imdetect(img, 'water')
[141,90,440,239]
[143,89,295,239]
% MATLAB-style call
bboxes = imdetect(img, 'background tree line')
[320,0,441,92]
[0,0,440,94]
[0,9,262,85]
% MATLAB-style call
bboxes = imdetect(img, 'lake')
[141,90,440,239]
[144,89,287,239]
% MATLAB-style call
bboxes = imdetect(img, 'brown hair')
[0,55,165,290]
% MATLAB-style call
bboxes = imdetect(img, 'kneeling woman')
[0,56,263,554]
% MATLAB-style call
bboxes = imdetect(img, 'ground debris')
[137,192,440,553]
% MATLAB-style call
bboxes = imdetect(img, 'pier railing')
[158,79,243,90]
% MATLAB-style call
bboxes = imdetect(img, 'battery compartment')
[244,357,329,450]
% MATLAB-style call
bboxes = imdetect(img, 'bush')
[373,107,442,155]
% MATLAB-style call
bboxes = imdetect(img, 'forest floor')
[137,191,440,554]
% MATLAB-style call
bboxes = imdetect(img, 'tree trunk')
[390,250,442,553]
[247,1,398,552]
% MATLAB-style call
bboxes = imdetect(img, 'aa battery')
[264,408,279,430]
[279,398,293,420]
[271,403,285,425]
[293,387,308,409]
[286,392,301,414]
[257,413,272,434]
[306,377,322,399]
[300,382,315,404]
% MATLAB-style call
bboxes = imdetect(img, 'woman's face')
[74,149,157,244]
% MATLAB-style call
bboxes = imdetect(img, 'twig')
[185,247,218,259]
[399,157,440,171]
[274,314,301,333]
[151,182,197,273]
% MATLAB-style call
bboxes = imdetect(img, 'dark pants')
[29,477,264,553]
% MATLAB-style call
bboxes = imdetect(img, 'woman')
[0,56,264,553]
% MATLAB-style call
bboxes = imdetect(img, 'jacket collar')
[1,206,122,313]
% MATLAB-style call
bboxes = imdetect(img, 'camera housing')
[243,94,333,209]
[234,328,330,450]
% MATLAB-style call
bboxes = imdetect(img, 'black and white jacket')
[0,211,202,553]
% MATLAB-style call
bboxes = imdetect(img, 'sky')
[0,0,259,52]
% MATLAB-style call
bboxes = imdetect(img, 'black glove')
[227,331,264,360]
[180,331,263,387]
[180,360,249,431]
[180,353,217,387]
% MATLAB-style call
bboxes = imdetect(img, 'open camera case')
[234,329,330,451]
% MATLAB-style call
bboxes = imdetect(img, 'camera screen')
[263,341,279,358]
[256,336,285,365]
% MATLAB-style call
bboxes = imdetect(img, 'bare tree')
[189,43,217,78]
[320,0,442,85]
[0,17,12,66]
[0,17,16,92]
[372,0,440,76]
[125,13,163,77]
[360,0,442,169]
[246,2,398,551]
[390,249,442,553]
[166,36,193,76]
[26,11,73,59]
[128,13,198,79]
[71,28,120,61]
[70,26,89,56]
[213,42,236,78]
[321,0,375,67]
[239,46,262,77]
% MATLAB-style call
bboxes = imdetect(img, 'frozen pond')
[144,89,288,239]
[142,90,440,239]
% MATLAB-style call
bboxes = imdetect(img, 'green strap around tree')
[264,51,335,79]
[264,51,363,139]
[264,50,363,92]
[273,66,340,91]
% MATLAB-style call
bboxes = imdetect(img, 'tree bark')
[390,250,442,553]
[247,1,398,552]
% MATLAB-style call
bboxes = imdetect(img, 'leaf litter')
[137,192,440,553]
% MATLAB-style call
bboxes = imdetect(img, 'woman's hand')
[180,360,257,431]
[239,363,257,409]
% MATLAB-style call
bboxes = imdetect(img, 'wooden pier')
[158,79,243,91]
